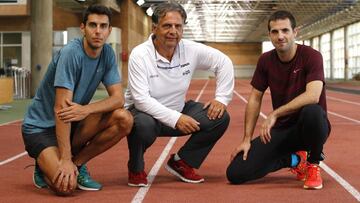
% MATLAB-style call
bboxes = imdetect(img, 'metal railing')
[11,66,31,99]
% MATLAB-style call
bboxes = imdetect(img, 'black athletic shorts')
[22,123,78,159]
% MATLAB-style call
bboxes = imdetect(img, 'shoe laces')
[129,171,147,181]
[78,165,90,179]
[290,162,305,174]
[177,160,196,175]
[307,164,320,179]
[24,164,44,176]
[24,164,35,170]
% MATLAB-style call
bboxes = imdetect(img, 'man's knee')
[130,112,157,143]
[221,110,230,127]
[201,110,230,132]
[52,187,76,196]
[301,104,323,119]
[226,162,248,184]
[300,104,327,128]
[112,108,134,135]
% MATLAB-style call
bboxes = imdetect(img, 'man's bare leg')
[71,108,133,165]
[37,147,77,196]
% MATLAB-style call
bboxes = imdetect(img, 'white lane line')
[328,111,360,124]
[131,137,177,203]
[0,119,22,126]
[320,162,360,202]
[328,89,360,96]
[0,151,28,166]
[233,90,267,118]
[0,120,27,166]
[131,80,209,203]
[234,89,360,202]
[327,96,360,106]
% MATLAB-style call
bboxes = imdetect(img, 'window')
[52,31,67,57]
[332,28,344,79]
[303,40,311,46]
[0,32,22,68]
[320,33,331,79]
[347,22,360,80]
[312,37,319,51]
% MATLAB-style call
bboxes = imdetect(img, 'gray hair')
[151,2,187,24]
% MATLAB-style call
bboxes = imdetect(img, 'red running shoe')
[165,154,204,183]
[290,151,308,181]
[128,171,148,187]
[304,164,323,190]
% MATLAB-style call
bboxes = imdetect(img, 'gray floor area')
[0,89,108,124]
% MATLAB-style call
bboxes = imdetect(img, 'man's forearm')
[55,117,72,160]
[243,100,261,142]
[85,94,124,115]
[271,80,323,118]
[272,91,318,118]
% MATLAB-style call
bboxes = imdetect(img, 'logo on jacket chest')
[293,67,302,74]
[182,70,190,76]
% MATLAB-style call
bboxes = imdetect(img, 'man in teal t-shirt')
[22,4,133,196]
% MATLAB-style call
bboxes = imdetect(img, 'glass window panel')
[53,31,65,46]
[3,46,21,67]
[332,28,344,79]
[346,22,360,79]
[0,47,2,69]
[321,33,331,78]
[312,37,319,51]
[3,33,21,44]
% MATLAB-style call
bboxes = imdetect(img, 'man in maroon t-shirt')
[227,10,330,190]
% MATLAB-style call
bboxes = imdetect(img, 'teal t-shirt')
[22,38,120,134]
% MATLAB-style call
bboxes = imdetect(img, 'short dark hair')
[267,10,296,31]
[152,2,187,25]
[82,4,112,25]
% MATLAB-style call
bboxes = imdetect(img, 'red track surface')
[0,79,359,202]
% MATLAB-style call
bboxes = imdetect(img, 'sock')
[290,154,300,167]
[174,153,181,161]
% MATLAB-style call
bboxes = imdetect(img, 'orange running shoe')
[290,151,308,181]
[304,164,323,190]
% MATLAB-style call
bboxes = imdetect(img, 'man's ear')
[80,23,85,36]
[152,23,157,33]
[294,27,298,37]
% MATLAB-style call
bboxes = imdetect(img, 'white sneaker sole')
[32,175,47,189]
[304,184,323,190]
[128,183,148,187]
[165,164,204,184]
[77,184,102,191]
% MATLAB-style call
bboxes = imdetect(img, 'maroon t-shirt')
[251,44,329,129]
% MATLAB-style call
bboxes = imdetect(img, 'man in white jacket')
[124,2,234,187]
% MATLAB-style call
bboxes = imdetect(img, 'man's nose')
[169,25,178,33]
[278,32,285,39]
[95,25,101,33]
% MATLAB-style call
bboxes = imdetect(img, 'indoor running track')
[0,79,359,203]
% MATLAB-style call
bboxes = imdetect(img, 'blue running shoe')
[77,164,102,191]
[33,164,47,188]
